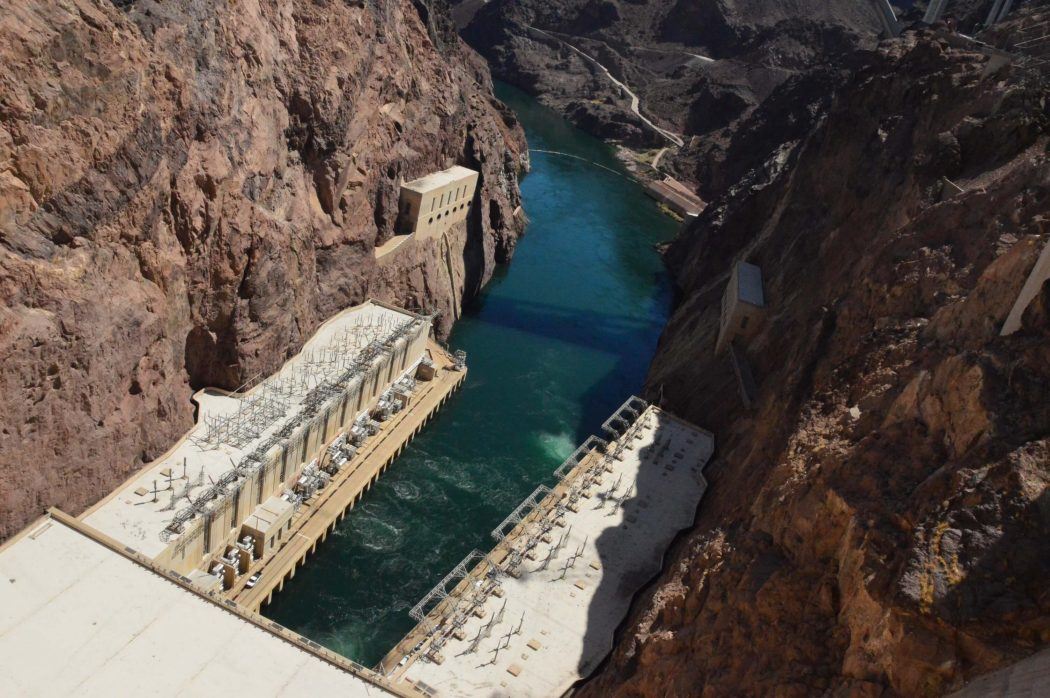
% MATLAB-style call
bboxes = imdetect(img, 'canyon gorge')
[595,28,1049,698]
[0,0,1047,695]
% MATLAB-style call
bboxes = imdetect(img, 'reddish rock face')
[0,0,525,538]
[584,28,1050,698]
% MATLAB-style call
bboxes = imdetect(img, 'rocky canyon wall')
[583,25,1050,698]
[0,0,525,539]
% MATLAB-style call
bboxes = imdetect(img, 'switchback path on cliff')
[525,25,686,147]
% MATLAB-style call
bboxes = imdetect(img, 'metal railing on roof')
[490,486,555,542]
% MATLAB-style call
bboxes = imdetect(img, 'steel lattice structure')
[163,313,430,541]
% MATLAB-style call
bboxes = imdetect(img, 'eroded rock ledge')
[0,0,525,538]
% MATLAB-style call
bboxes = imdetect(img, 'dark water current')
[265,83,679,667]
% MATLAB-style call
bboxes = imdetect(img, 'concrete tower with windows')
[715,261,766,354]
[397,165,479,240]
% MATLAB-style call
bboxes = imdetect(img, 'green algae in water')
[263,82,680,667]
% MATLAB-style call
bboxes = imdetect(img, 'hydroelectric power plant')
[2,0,1047,692]
[0,89,708,695]
[383,399,713,696]
[0,298,464,696]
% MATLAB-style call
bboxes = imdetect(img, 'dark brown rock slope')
[456,0,883,185]
[583,28,1050,698]
[0,0,525,539]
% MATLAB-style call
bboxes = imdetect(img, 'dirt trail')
[527,25,685,147]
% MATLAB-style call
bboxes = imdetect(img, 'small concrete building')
[397,165,478,240]
[242,495,295,559]
[715,261,765,354]
[645,176,705,218]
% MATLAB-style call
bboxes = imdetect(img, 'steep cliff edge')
[582,29,1049,697]
[0,0,525,538]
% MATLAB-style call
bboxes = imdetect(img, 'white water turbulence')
[537,430,577,463]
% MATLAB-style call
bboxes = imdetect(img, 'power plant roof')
[0,516,386,696]
[401,165,478,194]
[736,262,765,308]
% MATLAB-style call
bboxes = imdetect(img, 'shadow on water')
[468,297,666,356]
[264,82,679,667]
[466,295,667,438]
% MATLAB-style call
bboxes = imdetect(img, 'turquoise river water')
[266,84,679,667]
